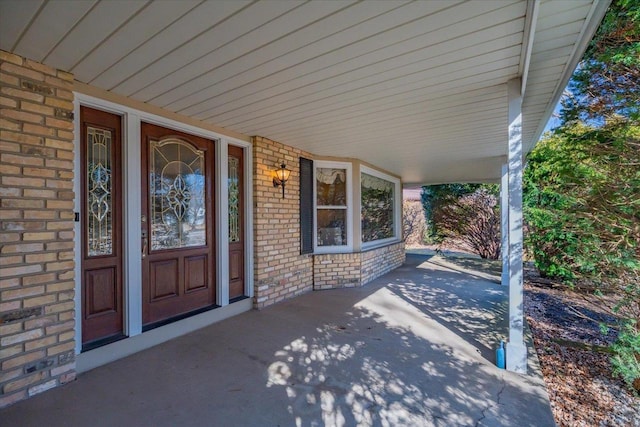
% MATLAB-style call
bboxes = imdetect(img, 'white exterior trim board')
[519,0,540,97]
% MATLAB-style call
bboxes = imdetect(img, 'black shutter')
[300,157,314,254]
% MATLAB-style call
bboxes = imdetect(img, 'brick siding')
[252,136,314,308]
[361,242,406,284]
[313,253,361,290]
[252,134,405,299]
[314,242,406,290]
[0,50,76,408]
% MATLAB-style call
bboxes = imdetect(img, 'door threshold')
[82,333,127,353]
[142,304,220,332]
[229,295,249,304]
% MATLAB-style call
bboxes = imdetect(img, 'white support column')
[501,163,509,287]
[506,78,527,373]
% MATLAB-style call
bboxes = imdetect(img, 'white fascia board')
[519,0,540,97]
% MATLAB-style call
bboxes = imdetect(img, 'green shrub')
[611,321,640,393]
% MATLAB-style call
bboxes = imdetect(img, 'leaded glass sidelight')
[150,139,206,250]
[228,156,240,243]
[87,127,114,256]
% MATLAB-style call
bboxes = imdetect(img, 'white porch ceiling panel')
[0,0,608,185]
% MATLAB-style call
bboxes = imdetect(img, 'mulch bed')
[524,273,639,426]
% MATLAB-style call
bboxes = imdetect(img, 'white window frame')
[313,160,353,253]
[360,165,402,250]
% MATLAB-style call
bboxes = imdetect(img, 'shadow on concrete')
[0,254,554,427]
[387,254,507,363]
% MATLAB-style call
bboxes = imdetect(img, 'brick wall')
[252,136,313,308]
[252,134,405,298]
[361,242,405,284]
[0,50,76,408]
[314,242,406,290]
[313,253,361,290]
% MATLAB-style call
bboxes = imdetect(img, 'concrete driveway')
[0,253,555,426]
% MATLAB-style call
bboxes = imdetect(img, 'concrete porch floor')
[0,254,555,426]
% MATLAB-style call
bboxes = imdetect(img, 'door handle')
[141,214,148,259]
[142,236,148,259]
[141,230,148,259]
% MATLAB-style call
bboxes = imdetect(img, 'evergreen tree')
[524,0,640,391]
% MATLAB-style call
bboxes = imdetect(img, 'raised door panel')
[229,252,242,281]
[149,259,179,301]
[229,251,244,299]
[85,268,117,317]
[185,255,208,293]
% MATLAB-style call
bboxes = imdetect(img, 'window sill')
[312,239,402,255]
[361,238,402,252]
[313,245,353,255]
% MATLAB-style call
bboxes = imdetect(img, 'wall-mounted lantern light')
[272,162,291,199]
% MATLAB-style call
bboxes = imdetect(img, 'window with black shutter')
[300,157,314,254]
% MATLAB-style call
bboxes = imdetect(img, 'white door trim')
[72,92,253,360]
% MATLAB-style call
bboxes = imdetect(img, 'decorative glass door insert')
[87,127,114,256]
[228,156,240,243]
[227,145,245,299]
[150,139,206,250]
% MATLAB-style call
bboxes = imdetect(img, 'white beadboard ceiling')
[0,0,609,185]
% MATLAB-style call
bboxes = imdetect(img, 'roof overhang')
[0,0,610,185]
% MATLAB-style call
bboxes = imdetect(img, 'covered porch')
[0,254,554,426]
[0,0,610,408]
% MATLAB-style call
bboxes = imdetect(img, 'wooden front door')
[80,106,124,350]
[228,145,244,300]
[141,123,215,328]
